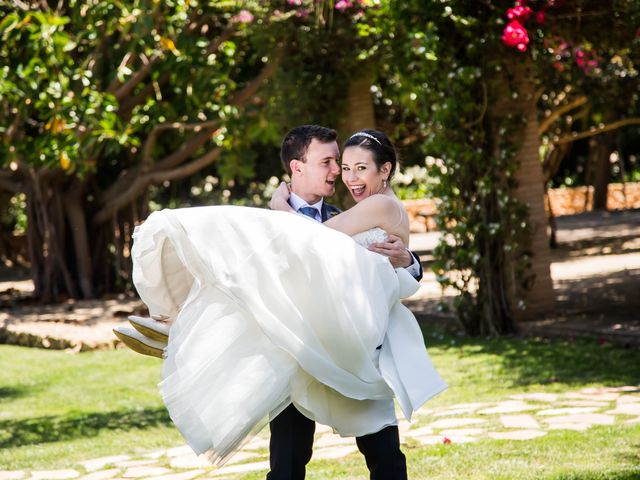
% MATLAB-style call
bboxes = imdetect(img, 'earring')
[383,179,388,189]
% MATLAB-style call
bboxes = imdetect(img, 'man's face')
[291,138,341,203]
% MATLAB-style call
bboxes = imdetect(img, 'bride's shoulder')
[358,194,403,212]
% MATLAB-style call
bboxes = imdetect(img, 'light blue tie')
[298,206,319,221]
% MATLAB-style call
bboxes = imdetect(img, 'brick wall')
[403,181,640,232]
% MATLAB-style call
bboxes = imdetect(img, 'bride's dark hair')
[343,129,397,178]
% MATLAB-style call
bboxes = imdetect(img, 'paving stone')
[243,437,270,450]
[78,470,120,480]
[168,453,211,469]
[312,445,359,459]
[433,408,476,417]
[434,403,486,417]
[561,400,610,407]
[542,413,615,426]
[210,461,270,476]
[143,450,167,460]
[606,404,640,415]
[617,395,640,404]
[430,418,486,429]
[404,425,434,437]
[500,415,541,429]
[315,424,333,434]
[445,402,488,410]
[122,467,171,478]
[617,386,640,393]
[30,471,80,480]
[225,451,263,465]
[566,392,619,402]
[440,435,478,444]
[413,435,451,445]
[438,428,484,437]
[0,472,25,480]
[487,430,547,441]
[547,423,592,431]
[397,420,411,433]
[114,460,156,468]
[510,393,559,403]
[625,417,640,425]
[314,433,356,448]
[478,401,536,415]
[166,446,193,458]
[144,470,205,480]
[537,407,598,416]
[80,457,131,473]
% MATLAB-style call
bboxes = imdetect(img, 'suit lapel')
[321,203,340,223]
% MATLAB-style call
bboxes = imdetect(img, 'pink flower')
[507,5,532,22]
[233,9,254,23]
[287,0,303,5]
[535,10,545,24]
[502,20,529,52]
[335,0,353,11]
[443,437,452,444]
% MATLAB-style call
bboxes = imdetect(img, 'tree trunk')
[63,178,94,298]
[513,100,556,321]
[336,72,377,209]
[591,133,616,210]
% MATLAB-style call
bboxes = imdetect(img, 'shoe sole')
[129,320,169,343]
[113,329,164,359]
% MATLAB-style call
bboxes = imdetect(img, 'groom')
[267,124,421,480]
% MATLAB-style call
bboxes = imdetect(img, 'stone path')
[1,385,638,480]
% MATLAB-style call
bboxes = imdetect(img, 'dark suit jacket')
[322,202,423,282]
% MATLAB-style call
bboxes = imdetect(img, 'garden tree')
[0,1,284,301]
[357,0,640,334]
[537,29,640,212]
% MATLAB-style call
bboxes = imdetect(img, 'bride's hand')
[269,182,294,212]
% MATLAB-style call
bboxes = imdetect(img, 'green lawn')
[0,328,639,478]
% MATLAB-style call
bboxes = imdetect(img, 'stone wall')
[403,182,640,233]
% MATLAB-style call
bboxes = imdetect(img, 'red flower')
[507,5,532,22]
[502,20,530,52]
[535,10,545,24]
[443,437,452,444]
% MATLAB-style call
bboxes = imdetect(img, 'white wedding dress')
[131,206,447,465]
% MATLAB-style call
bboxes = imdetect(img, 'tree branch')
[113,53,161,103]
[0,176,23,193]
[96,53,279,224]
[463,81,487,129]
[552,117,640,145]
[94,146,222,224]
[538,95,588,134]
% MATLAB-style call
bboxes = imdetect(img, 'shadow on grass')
[421,324,640,388]
[0,386,29,402]
[0,407,172,448]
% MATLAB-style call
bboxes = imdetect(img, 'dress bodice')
[351,227,388,248]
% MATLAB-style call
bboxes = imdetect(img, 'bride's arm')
[268,182,296,213]
[323,195,398,237]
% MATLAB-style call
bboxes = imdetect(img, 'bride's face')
[341,146,391,202]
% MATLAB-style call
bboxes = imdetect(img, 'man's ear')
[290,159,302,175]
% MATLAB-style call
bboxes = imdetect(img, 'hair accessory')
[349,131,381,145]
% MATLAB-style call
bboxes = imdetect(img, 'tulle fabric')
[131,206,446,465]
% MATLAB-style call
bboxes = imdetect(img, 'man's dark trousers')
[266,403,407,480]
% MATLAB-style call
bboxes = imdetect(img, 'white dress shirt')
[289,192,324,223]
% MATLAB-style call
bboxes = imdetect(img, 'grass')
[0,327,639,477]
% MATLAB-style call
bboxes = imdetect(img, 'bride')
[118,128,446,467]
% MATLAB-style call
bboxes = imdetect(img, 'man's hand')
[368,234,413,269]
